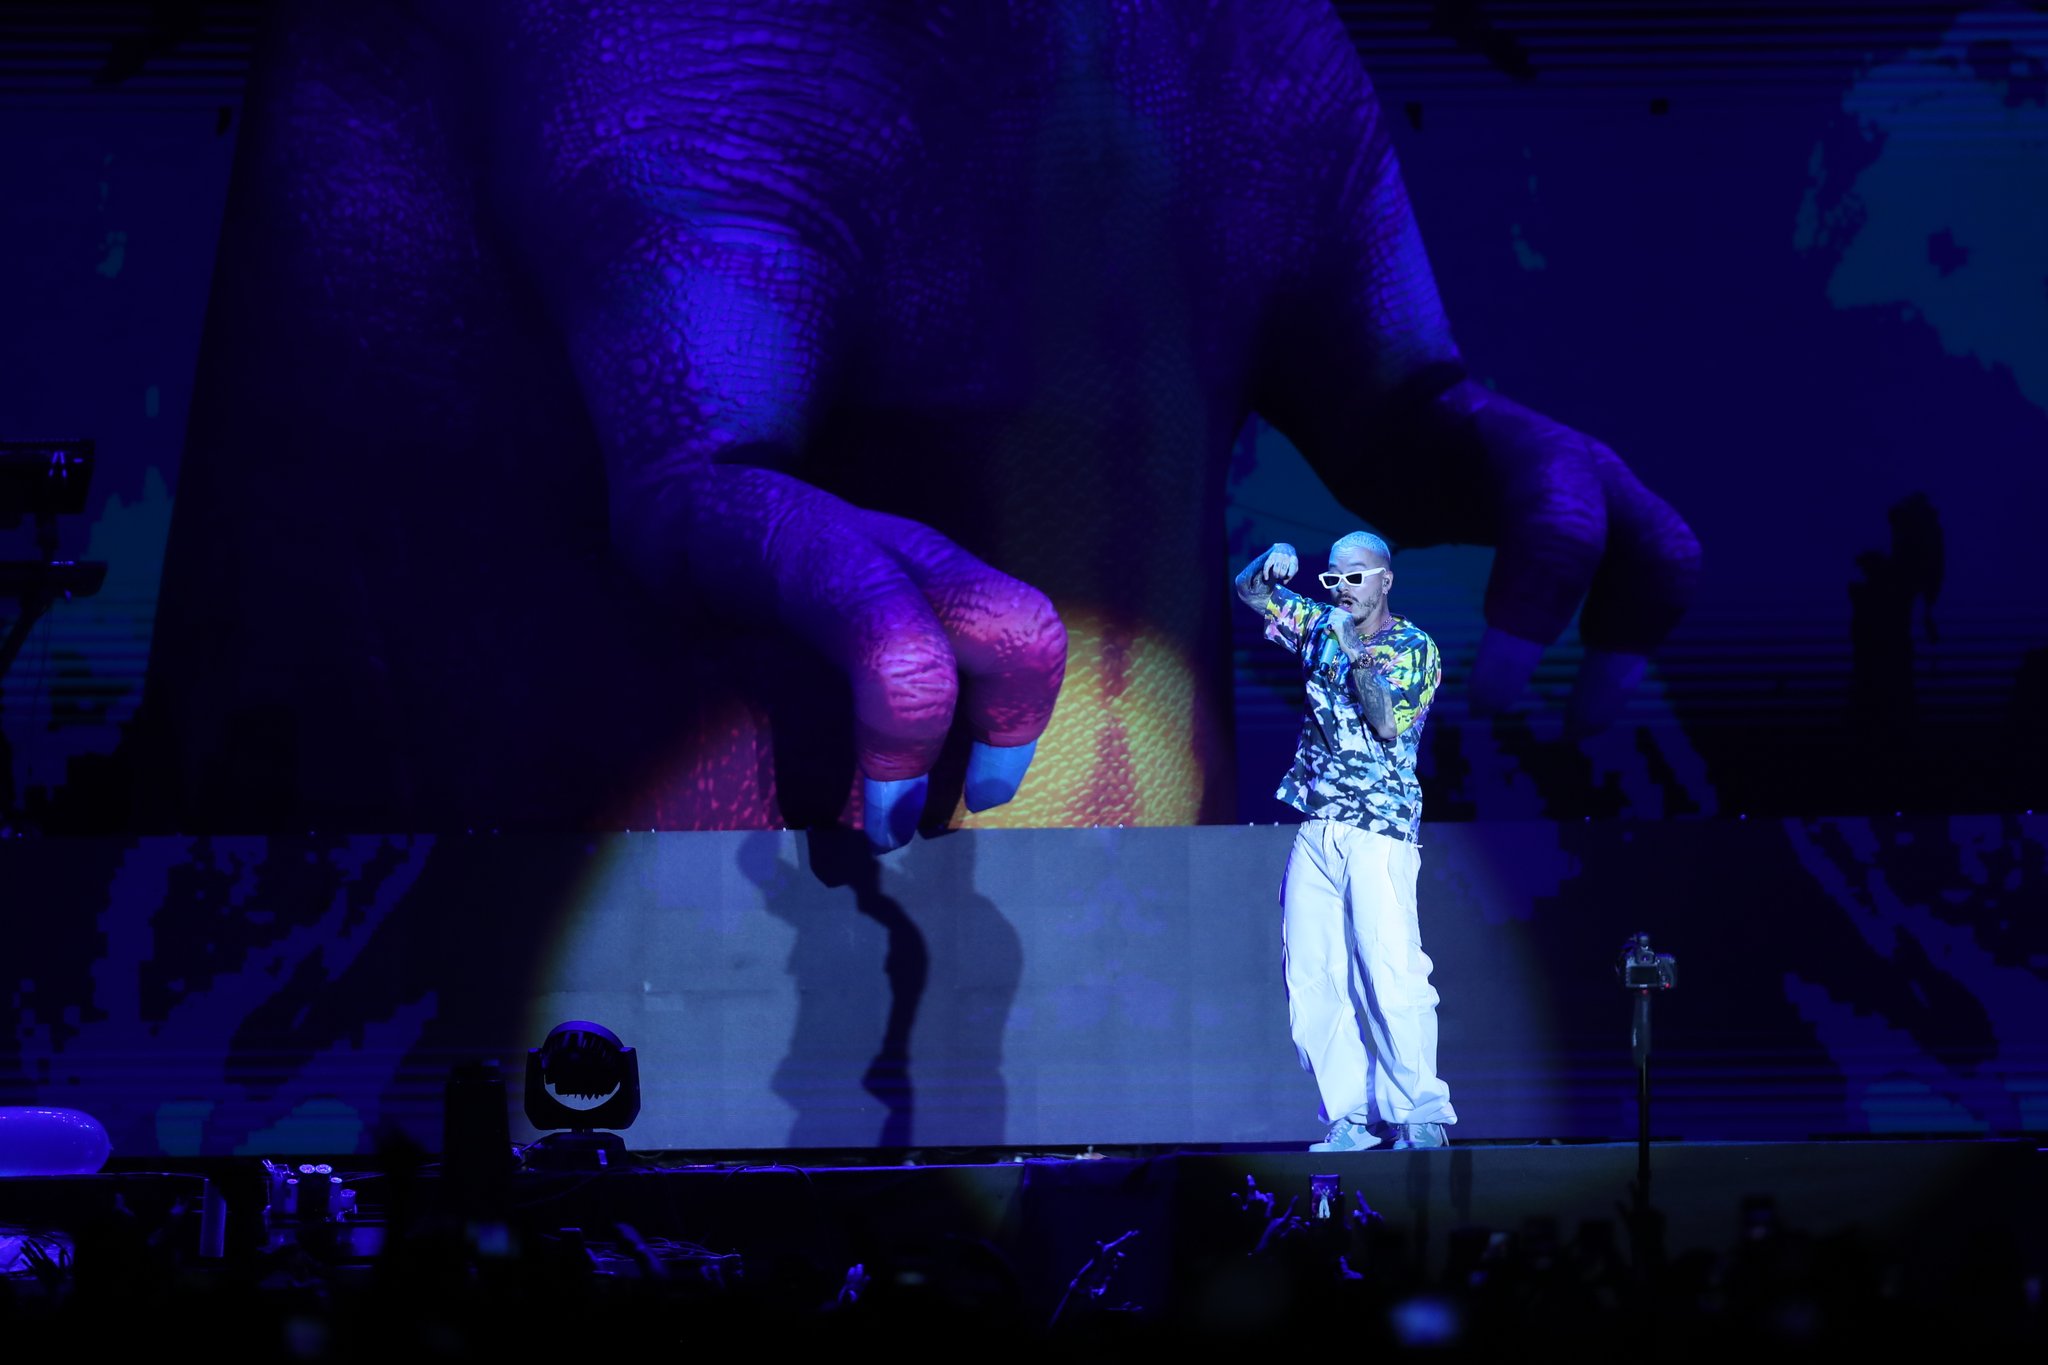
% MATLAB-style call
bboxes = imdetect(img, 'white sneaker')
[1389,1121,1448,1149]
[1308,1118,1383,1153]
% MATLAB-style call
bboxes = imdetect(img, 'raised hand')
[835,1262,871,1308]
[1263,543,1300,585]
[1231,1172,1279,1220]
[1049,1229,1142,1329]
[1237,543,1301,613]
[1350,1189,1386,1231]
[1252,1196,1307,1257]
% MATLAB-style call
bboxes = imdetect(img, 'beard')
[1345,592,1383,619]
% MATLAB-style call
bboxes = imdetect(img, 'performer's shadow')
[745,825,1020,1150]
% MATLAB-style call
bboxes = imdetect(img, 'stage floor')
[485,1139,2042,1261]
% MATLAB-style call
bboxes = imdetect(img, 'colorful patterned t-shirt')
[1261,585,1442,841]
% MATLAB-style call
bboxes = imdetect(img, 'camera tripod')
[1618,933,1677,1204]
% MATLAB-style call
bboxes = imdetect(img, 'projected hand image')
[149,1,1696,839]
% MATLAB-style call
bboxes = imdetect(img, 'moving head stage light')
[524,1020,640,1169]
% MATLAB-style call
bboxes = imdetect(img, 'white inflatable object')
[0,1107,112,1176]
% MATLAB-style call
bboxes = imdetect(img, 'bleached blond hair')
[1329,530,1390,565]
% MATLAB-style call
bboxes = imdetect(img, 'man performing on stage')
[1236,532,1455,1152]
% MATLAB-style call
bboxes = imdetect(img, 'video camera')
[1616,932,1676,991]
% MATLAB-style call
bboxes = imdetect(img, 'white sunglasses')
[1317,568,1388,590]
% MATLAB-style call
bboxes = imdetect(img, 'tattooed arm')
[1332,614,1400,741]
[1235,542,1299,610]
[1352,663,1398,741]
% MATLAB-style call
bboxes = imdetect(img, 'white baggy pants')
[1281,818,1457,1127]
